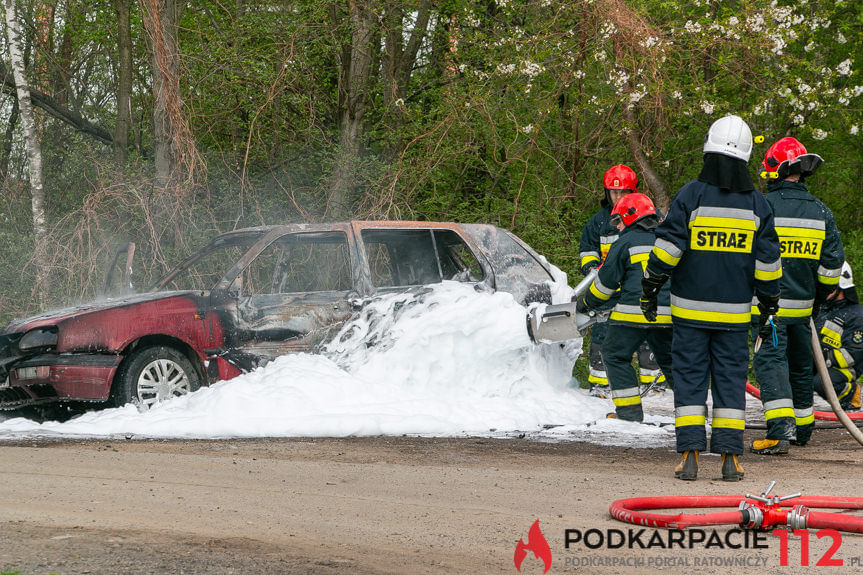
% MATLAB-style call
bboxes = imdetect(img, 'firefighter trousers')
[590,322,666,390]
[602,324,675,421]
[672,324,748,455]
[814,367,857,410]
[752,321,814,443]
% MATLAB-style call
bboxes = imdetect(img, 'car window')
[165,242,255,291]
[238,231,352,295]
[434,229,484,282]
[361,228,483,287]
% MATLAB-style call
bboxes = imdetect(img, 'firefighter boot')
[749,439,790,455]
[851,384,862,411]
[721,453,745,482]
[590,383,610,399]
[674,450,698,481]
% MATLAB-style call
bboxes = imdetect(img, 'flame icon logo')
[514,519,552,573]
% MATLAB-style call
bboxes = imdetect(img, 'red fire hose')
[745,382,863,422]
[610,482,863,532]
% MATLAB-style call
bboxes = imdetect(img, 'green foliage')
[1,0,863,330]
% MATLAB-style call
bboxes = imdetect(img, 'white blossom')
[804,42,815,52]
[495,63,516,75]
[812,128,827,140]
[684,20,702,34]
[837,59,853,76]
[837,32,847,44]
[629,90,647,105]
[792,114,805,125]
[610,69,630,90]
[672,90,682,99]
[522,60,544,78]
[747,13,765,32]
[600,22,617,39]
[700,100,714,115]
[521,124,535,135]
[771,34,787,55]
[851,125,859,135]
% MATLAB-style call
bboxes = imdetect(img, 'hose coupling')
[787,504,810,530]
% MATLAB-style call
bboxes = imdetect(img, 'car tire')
[112,346,201,408]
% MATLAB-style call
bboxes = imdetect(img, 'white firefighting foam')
[0,275,675,444]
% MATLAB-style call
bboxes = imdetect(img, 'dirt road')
[1,428,863,574]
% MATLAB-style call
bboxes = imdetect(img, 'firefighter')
[813,262,863,412]
[640,115,782,481]
[577,193,674,422]
[578,165,666,397]
[750,137,843,454]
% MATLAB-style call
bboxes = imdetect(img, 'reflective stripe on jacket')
[647,179,781,330]
[758,181,844,323]
[579,204,619,273]
[816,299,863,383]
[585,223,672,327]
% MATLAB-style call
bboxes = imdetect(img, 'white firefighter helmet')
[840,261,854,290]
[703,115,753,162]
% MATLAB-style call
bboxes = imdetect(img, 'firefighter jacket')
[647,179,782,330]
[585,219,672,327]
[579,202,618,274]
[754,181,844,323]
[816,298,863,382]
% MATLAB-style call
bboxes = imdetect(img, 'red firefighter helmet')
[611,192,656,227]
[761,136,823,180]
[603,164,638,192]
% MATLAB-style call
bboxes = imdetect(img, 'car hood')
[1,291,203,334]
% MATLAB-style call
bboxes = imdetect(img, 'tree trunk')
[114,0,132,163]
[622,101,669,212]
[4,0,48,304]
[0,95,18,181]
[141,0,192,187]
[328,0,378,217]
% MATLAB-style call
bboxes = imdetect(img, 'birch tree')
[4,0,47,301]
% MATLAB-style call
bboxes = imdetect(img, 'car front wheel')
[113,346,200,408]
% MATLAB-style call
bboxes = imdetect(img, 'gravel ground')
[1,429,862,574]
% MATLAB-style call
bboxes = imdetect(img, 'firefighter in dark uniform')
[813,262,863,411]
[640,115,782,481]
[579,165,666,397]
[750,137,844,454]
[578,193,674,422]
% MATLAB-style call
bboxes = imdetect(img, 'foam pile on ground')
[0,279,671,443]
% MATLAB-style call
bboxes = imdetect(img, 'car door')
[214,228,357,370]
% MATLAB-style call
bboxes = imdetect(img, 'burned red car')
[0,221,556,412]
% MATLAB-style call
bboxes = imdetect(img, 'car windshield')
[154,234,261,292]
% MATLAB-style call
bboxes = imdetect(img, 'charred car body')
[0,221,556,411]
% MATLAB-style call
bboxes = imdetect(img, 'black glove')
[575,294,590,314]
[813,282,835,318]
[756,292,780,341]
[640,267,668,323]
[580,260,600,276]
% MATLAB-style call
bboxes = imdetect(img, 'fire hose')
[745,383,863,423]
[610,481,863,532]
